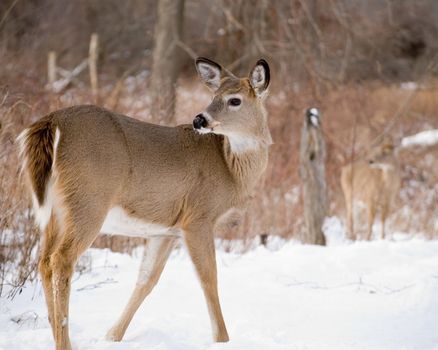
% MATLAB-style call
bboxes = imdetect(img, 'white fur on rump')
[31,182,54,231]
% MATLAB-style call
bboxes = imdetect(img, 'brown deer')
[17,57,272,349]
[340,136,401,241]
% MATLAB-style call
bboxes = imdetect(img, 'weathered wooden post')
[299,107,327,245]
[47,51,57,89]
[89,33,99,99]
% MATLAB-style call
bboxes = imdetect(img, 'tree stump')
[299,108,327,245]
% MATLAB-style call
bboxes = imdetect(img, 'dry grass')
[0,99,39,297]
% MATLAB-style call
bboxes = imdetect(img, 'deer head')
[193,57,272,153]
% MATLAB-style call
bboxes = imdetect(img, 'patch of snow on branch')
[400,82,418,91]
[401,129,438,148]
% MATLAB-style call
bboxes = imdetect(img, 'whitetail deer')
[340,136,401,240]
[17,57,272,349]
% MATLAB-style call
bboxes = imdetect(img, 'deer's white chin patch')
[196,127,213,134]
[226,133,261,153]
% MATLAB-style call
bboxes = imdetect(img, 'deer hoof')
[105,327,124,342]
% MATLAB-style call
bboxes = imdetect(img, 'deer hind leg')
[106,236,176,342]
[346,201,354,240]
[184,225,229,342]
[380,203,390,240]
[343,190,355,240]
[50,200,109,350]
[39,215,61,338]
[366,202,376,241]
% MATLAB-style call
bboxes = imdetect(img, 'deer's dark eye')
[228,98,241,107]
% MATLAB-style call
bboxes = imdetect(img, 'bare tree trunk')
[149,0,185,125]
[299,108,327,245]
[222,0,269,75]
[47,51,57,87]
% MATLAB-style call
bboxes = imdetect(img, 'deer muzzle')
[193,114,208,130]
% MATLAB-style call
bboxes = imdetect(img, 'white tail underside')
[18,128,61,231]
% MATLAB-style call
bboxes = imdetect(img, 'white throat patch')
[227,133,261,153]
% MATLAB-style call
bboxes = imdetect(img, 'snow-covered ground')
[1,230,438,350]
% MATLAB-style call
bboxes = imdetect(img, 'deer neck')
[222,135,269,193]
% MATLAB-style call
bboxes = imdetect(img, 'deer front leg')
[106,236,175,342]
[184,225,229,343]
[346,202,354,240]
[343,189,355,241]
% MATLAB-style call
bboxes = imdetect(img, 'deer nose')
[193,114,208,129]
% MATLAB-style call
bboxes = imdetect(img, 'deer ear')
[249,59,270,97]
[195,57,223,92]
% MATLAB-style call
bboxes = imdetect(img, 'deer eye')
[228,98,241,107]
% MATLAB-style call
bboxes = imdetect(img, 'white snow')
[401,129,438,148]
[400,82,418,91]
[1,234,438,349]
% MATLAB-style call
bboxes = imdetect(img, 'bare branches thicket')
[0,98,39,297]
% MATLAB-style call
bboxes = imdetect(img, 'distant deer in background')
[17,57,272,349]
[341,136,401,240]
